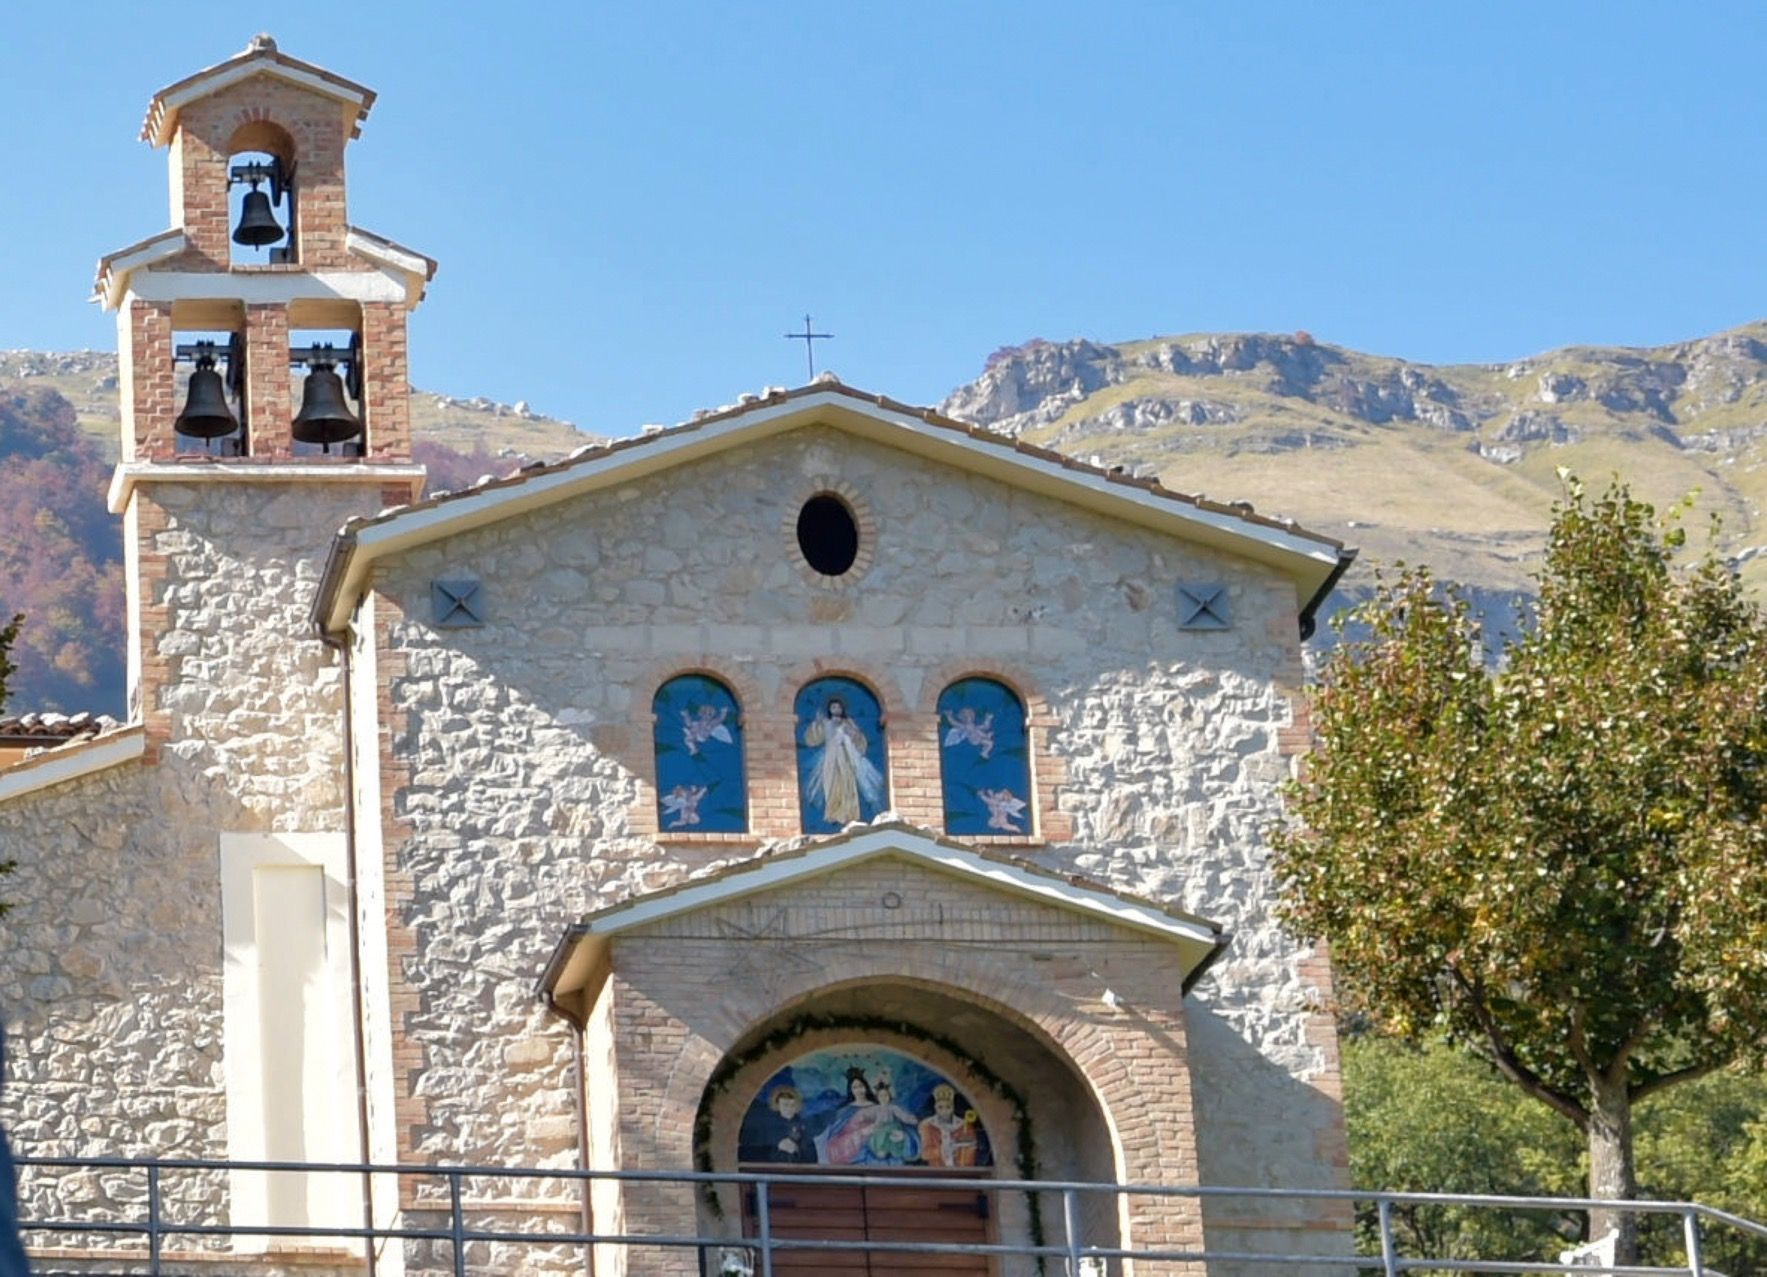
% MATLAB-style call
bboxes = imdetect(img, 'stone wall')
[369,423,1349,1259]
[0,476,391,1272]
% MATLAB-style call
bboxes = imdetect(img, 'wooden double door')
[744,1170,993,1275]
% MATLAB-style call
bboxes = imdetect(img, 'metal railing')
[15,1154,1767,1276]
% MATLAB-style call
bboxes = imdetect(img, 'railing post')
[448,1170,467,1277]
[145,1165,163,1277]
[1683,1208,1705,1277]
[1063,1187,1083,1276]
[1377,1198,1400,1277]
[755,1179,774,1277]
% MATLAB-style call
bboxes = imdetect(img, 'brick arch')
[626,944,1208,1257]
[913,659,1057,727]
[643,664,765,725]
[781,662,903,721]
[694,1016,1034,1233]
[662,960,1136,1183]
[224,115,296,168]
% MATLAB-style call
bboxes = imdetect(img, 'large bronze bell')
[233,184,283,248]
[292,364,362,449]
[174,360,239,439]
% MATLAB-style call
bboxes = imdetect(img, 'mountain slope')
[4,323,1764,714]
[944,325,1767,601]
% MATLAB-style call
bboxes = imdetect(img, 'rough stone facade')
[366,423,1349,1265]
[4,40,1353,1276]
[0,477,395,1274]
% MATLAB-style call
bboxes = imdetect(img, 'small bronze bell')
[233,183,283,248]
[174,359,239,439]
[292,363,362,449]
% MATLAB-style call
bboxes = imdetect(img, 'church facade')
[0,41,1357,1277]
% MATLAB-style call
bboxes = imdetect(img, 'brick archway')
[593,859,1210,1275]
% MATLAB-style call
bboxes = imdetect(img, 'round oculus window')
[796,493,860,577]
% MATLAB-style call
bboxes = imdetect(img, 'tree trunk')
[1587,1074,1638,1264]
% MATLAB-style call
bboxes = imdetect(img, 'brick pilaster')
[243,303,292,456]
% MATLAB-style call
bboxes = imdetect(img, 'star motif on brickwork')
[714,909,824,982]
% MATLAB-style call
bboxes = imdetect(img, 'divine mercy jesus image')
[801,696,886,826]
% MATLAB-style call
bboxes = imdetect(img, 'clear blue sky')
[3,2,1763,435]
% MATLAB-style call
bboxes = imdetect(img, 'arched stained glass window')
[794,677,889,834]
[938,678,1032,836]
[653,674,746,833]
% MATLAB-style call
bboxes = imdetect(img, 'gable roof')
[142,35,376,146]
[536,821,1231,1014]
[312,378,1356,636]
[0,725,146,806]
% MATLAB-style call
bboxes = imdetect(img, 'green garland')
[692,1012,1047,1261]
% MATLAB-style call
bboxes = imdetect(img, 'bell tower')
[98,38,432,744]
[98,34,434,463]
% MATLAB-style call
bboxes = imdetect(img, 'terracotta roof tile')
[0,712,121,746]
[337,379,1344,554]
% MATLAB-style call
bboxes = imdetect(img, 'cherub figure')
[681,704,734,756]
[661,783,708,828]
[942,706,995,759]
[978,787,1027,833]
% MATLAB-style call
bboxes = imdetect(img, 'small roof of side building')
[536,821,1232,1019]
[141,34,376,146]
[311,378,1357,636]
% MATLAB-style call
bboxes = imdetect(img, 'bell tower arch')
[95,36,433,748]
[99,33,435,463]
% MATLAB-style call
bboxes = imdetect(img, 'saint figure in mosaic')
[737,1046,993,1168]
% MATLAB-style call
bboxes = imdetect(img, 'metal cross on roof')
[784,313,833,380]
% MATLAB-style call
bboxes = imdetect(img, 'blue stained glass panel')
[938,678,1032,836]
[653,675,746,833]
[794,677,889,834]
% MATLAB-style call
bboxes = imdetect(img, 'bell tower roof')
[141,34,376,147]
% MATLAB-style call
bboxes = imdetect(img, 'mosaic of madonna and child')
[738,1046,993,1169]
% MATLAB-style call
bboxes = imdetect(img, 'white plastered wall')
[219,831,361,1252]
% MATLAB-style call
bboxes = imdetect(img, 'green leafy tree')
[1346,1036,1583,1268]
[1347,1037,1767,1273]
[1274,477,1767,1262]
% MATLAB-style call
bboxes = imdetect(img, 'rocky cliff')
[944,326,1767,620]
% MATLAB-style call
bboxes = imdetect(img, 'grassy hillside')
[4,322,1763,713]
[946,325,1767,600]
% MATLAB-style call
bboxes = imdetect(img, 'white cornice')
[0,728,146,806]
[95,231,188,310]
[588,827,1222,947]
[121,268,412,308]
[345,230,430,280]
[109,462,427,515]
[317,390,1345,634]
[539,825,1227,1005]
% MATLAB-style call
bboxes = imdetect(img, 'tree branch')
[1567,1004,1597,1077]
[1449,966,1590,1129]
[1630,1057,1728,1104]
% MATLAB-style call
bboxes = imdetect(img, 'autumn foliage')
[0,388,124,713]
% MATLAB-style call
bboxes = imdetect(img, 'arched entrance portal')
[698,981,1124,1276]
